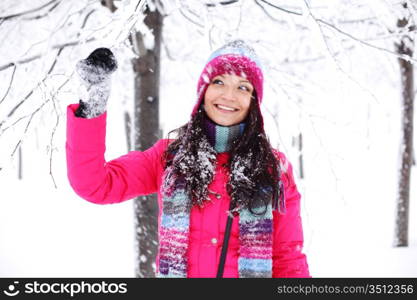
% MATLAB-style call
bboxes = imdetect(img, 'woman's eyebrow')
[214,75,251,84]
[240,80,252,84]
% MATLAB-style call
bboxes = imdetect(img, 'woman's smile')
[214,104,239,112]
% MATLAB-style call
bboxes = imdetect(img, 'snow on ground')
[0,92,136,277]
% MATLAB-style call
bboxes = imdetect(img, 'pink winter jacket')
[66,103,310,278]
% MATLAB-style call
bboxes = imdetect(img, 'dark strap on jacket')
[216,212,234,278]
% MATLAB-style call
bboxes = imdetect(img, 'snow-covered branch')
[0,0,62,21]
[0,37,96,72]
[0,65,16,105]
[256,0,417,64]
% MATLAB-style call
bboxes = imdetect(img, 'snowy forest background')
[0,0,416,277]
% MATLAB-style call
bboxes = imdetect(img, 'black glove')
[75,48,118,118]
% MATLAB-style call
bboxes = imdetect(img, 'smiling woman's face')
[203,74,254,126]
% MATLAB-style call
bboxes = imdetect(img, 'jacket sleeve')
[272,151,311,278]
[66,103,165,204]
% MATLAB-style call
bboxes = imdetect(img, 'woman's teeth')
[216,104,236,111]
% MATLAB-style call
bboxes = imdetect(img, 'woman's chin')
[205,109,244,126]
[212,118,238,126]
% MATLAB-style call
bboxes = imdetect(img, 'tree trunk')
[124,111,131,151]
[131,3,163,277]
[18,144,22,180]
[394,2,414,247]
[298,132,304,179]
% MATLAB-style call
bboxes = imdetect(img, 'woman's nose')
[221,85,237,100]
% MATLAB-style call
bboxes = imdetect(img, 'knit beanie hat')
[191,40,264,116]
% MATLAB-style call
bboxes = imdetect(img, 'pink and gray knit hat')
[191,40,264,116]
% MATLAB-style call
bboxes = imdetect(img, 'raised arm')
[66,48,165,204]
[66,104,166,204]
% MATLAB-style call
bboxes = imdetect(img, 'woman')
[66,40,310,278]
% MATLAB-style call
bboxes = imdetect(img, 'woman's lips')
[215,104,238,113]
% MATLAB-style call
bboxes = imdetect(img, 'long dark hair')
[162,96,283,216]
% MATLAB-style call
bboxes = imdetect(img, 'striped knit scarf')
[157,117,280,278]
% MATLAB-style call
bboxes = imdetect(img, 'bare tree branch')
[0,64,16,105]
[254,0,279,21]
[319,18,417,64]
[11,113,34,158]
[301,0,383,106]
[48,86,60,189]
[206,0,239,7]
[22,0,63,21]
[108,0,148,48]
[179,6,204,28]
[257,0,417,64]
[0,37,95,72]
[4,48,70,189]
[0,47,65,133]
[79,9,96,35]
[0,96,50,138]
[0,0,60,21]
[16,4,95,59]
[259,0,302,15]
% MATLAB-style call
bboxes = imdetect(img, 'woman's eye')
[239,85,250,92]
[212,79,223,85]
